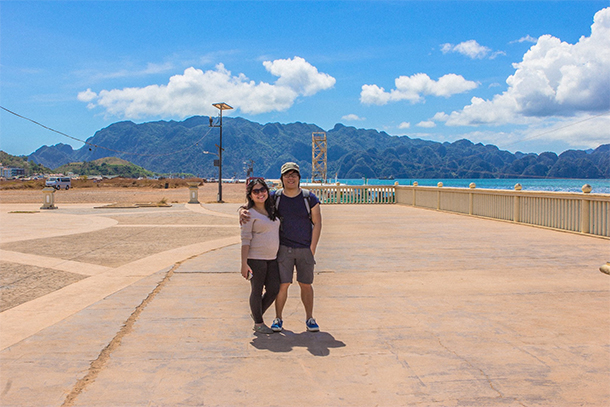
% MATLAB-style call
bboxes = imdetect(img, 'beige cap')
[281,162,300,176]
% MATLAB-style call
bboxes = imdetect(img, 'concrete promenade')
[0,201,608,406]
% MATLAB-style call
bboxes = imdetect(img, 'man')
[240,162,322,332]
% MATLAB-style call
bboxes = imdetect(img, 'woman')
[240,179,281,334]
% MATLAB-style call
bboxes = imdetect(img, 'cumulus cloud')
[417,120,436,128]
[78,56,336,118]
[77,88,97,102]
[441,40,492,59]
[342,114,365,121]
[437,7,610,127]
[398,122,411,129]
[360,73,478,105]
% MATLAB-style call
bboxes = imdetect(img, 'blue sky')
[1,1,609,157]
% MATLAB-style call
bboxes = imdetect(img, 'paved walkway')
[0,202,608,406]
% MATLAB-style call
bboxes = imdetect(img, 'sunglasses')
[251,187,267,195]
[248,177,265,185]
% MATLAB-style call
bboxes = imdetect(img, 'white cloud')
[417,120,436,128]
[263,56,336,97]
[360,84,392,105]
[490,51,507,59]
[511,35,538,44]
[398,122,411,129]
[77,88,97,102]
[437,7,610,127]
[342,114,365,121]
[444,114,610,152]
[78,62,176,82]
[79,57,336,118]
[441,40,492,59]
[395,114,609,153]
[519,113,610,149]
[360,73,478,105]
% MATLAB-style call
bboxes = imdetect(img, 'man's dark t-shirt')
[271,190,320,249]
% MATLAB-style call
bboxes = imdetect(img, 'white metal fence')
[307,185,395,204]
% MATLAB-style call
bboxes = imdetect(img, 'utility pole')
[209,103,233,202]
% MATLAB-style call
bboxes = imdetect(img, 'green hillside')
[55,157,156,178]
[0,150,51,175]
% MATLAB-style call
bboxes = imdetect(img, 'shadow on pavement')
[250,329,346,356]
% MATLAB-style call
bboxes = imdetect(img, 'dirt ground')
[0,183,247,204]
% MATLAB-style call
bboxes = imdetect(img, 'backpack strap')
[301,189,311,220]
[274,188,283,212]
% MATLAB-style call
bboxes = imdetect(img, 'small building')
[0,166,26,179]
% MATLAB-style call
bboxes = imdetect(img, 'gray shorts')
[277,245,315,284]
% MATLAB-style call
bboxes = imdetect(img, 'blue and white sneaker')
[306,318,319,332]
[271,318,283,332]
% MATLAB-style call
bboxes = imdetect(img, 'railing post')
[394,182,398,204]
[437,182,443,210]
[469,183,476,215]
[412,181,418,207]
[514,183,522,223]
[581,184,592,234]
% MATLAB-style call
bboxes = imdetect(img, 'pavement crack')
[431,332,505,400]
[61,259,183,407]
[381,337,426,388]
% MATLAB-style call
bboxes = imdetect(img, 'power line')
[0,106,213,158]
[502,110,610,148]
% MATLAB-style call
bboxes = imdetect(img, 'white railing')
[398,182,609,238]
[307,185,395,204]
[307,182,609,238]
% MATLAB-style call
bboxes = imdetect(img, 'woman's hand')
[239,208,251,225]
[241,263,252,280]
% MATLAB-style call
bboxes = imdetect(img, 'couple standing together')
[239,162,322,334]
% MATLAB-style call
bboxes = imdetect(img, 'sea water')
[335,178,610,194]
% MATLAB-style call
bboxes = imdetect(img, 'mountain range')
[28,116,610,179]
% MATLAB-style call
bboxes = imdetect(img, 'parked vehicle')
[45,177,71,190]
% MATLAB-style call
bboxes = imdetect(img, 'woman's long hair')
[245,179,277,221]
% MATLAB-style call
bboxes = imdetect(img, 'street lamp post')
[209,103,233,202]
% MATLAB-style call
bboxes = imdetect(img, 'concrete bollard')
[41,187,58,210]
[187,182,200,204]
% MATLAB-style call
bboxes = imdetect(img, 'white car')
[45,177,71,190]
